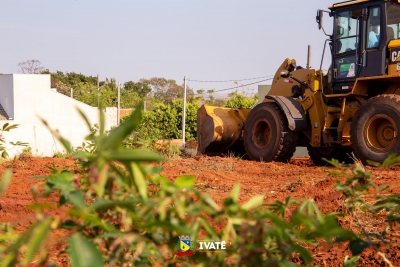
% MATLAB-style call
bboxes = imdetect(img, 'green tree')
[206,89,215,105]
[225,92,257,108]
[123,81,151,97]
[196,89,205,95]
[128,98,200,141]
[139,77,194,103]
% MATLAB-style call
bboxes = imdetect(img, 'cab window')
[366,7,381,49]
[387,4,400,41]
[335,9,361,54]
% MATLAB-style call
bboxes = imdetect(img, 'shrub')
[225,92,257,108]
[330,156,400,266]
[0,103,377,266]
[123,98,200,143]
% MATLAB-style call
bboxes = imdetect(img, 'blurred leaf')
[101,102,143,151]
[368,154,400,167]
[67,191,86,209]
[292,243,313,264]
[103,149,163,162]
[1,123,9,131]
[230,183,240,202]
[2,124,18,131]
[69,233,103,267]
[201,194,222,212]
[379,185,390,192]
[129,162,148,199]
[0,169,11,197]
[26,203,56,211]
[242,195,264,211]
[9,141,29,146]
[197,217,218,238]
[344,255,360,267]
[174,176,196,189]
[91,199,137,212]
[21,219,52,266]
[349,239,371,256]
[98,108,105,139]
[77,108,93,132]
[299,200,323,221]
[40,118,73,153]
[68,209,115,232]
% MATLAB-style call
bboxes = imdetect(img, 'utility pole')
[97,74,100,108]
[117,82,121,125]
[182,76,187,148]
[70,88,73,98]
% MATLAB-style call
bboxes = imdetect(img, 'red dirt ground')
[0,154,400,266]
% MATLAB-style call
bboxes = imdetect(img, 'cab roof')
[328,0,382,11]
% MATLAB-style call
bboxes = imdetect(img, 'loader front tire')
[351,94,400,164]
[244,103,298,162]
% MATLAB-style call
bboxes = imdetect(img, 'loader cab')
[325,0,400,94]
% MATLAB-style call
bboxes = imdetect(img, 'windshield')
[387,3,400,40]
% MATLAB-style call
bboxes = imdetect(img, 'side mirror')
[280,71,290,78]
[316,10,323,30]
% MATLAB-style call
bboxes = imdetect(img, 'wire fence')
[191,77,273,97]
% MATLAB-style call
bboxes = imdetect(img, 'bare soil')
[1,154,400,266]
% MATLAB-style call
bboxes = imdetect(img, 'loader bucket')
[197,105,251,156]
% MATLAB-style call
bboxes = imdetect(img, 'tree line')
[18,59,258,141]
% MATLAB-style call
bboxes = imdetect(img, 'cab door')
[332,8,363,93]
[358,5,386,78]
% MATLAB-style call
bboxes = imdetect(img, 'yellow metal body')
[197,105,251,154]
[196,1,400,156]
[388,40,400,75]
[197,51,400,154]
[328,0,372,10]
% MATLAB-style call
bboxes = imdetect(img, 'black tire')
[244,103,298,162]
[307,145,353,166]
[351,94,400,164]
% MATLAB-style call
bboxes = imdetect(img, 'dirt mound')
[0,155,399,266]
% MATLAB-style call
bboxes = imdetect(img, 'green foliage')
[0,169,12,197]
[0,123,29,159]
[123,98,200,142]
[69,233,104,267]
[344,255,360,267]
[43,70,194,109]
[0,103,379,266]
[225,92,257,108]
[124,81,151,97]
[328,156,400,266]
[139,77,194,103]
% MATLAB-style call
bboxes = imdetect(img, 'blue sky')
[0,0,334,98]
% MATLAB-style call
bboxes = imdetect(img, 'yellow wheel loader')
[197,0,400,165]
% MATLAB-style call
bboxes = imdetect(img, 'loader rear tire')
[244,103,298,162]
[350,94,400,164]
[307,145,353,166]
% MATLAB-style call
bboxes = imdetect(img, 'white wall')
[0,75,15,119]
[257,85,271,103]
[0,74,112,157]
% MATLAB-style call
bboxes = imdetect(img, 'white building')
[0,74,113,157]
